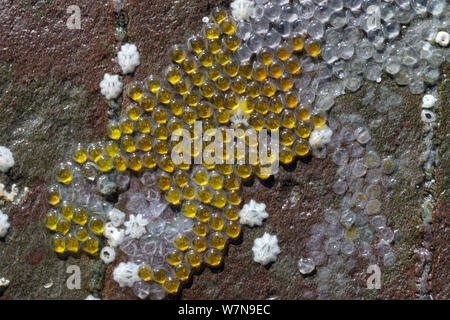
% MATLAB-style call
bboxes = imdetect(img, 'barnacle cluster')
[42,0,449,299]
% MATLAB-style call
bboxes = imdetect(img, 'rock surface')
[0,0,448,300]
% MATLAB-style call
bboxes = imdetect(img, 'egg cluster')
[44,161,108,256]
[236,0,449,110]
[110,5,325,179]
[42,0,449,299]
[103,7,324,293]
[289,113,400,298]
[110,6,322,295]
[116,172,242,296]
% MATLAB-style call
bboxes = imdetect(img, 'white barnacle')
[118,43,140,74]
[100,246,116,264]
[0,146,14,173]
[0,210,10,238]
[252,232,280,266]
[99,73,123,100]
[124,214,149,239]
[239,199,269,227]
[422,94,437,109]
[104,222,125,247]
[230,0,255,21]
[108,208,126,227]
[435,31,449,47]
[421,109,436,123]
[112,262,140,288]
[309,125,333,150]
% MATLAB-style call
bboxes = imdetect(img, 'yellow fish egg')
[107,121,121,140]
[230,76,246,94]
[239,62,253,80]
[138,265,152,282]
[204,248,222,266]
[167,249,183,266]
[120,135,136,153]
[223,205,239,221]
[120,116,134,135]
[104,141,120,157]
[187,35,205,54]
[220,17,236,35]
[203,23,220,39]
[174,264,191,281]
[305,40,321,57]
[65,233,79,253]
[192,236,207,251]
[156,87,172,105]
[113,154,127,171]
[72,207,88,226]
[185,250,202,267]
[224,34,240,51]
[279,145,294,164]
[224,221,241,239]
[72,143,87,164]
[156,172,171,191]
[170,45,187,64]
[87,143,102,162]
[209,213,224,231]
[59,201,73,221]
[174,234,189,251]
[125,103,142,121]
[268,60,284,79]
[125,82,143,101]
[165,65,182,85]
[211,7,227,23]
[227,190,242,206]
[144,75,161,93]
[138,93,155,112]
[209,232,226,250]
[293,139,310,157]
[206,38,221,55]
[96,155,113,172]
[83,237,99,255]
[56,218,70,236]
[165,187,181,205]
[198,51,213,68]
[47,185,60,206]
[142,152,157,169]
[163,276,180,294]
[75,226,89,242]
[44,209,58,231]
[289,36,304,51]
[152,268,167,284]
[182,184,196,200]
[51,234,65,253]
[285,56,301,74]
[55,162,72,184]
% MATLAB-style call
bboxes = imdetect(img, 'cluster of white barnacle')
[99,43,141,100]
